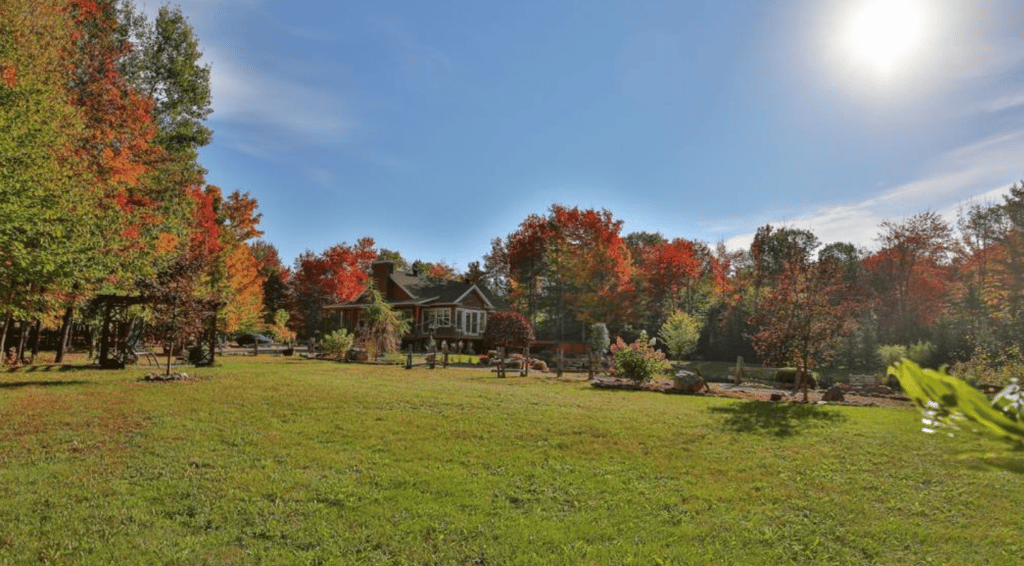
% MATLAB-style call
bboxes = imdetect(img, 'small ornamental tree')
[359,289,409,360]
[322,328,354,359]
[483,310,535,352]
[609,331,667,383]
[586,322,610,379]
[659,310,701,360]
[268,308,296,345]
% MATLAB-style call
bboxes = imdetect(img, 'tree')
[631,237,719,334]
[322,328,354,359]
[117,1,212,158]
[586,322,610,379]
[949,202,1008,353]
[267,309,295,345]
[219,243,264,334]
[865,212,953,345]
[463,261,486,286]
[0,0,86,343]
[997,182,1024,346]
[494,205,632,340]
[250,241,291,323]
[376,249,409,271]
[1,0,168,363]
[483,310,535,352]
[660,310,700,360]
[291,238,376,338]
[138,253,210,375]
[358,288,409,359]
[749,259,867,400]
[749,225,820,289]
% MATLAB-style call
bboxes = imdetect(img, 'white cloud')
[208,50,357,145]
[723,129,1024,252]
[981,93,1024,113]
[130,1,356,150]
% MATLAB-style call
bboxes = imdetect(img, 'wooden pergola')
[93,294,222,369]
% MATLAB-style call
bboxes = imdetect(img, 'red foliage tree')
[483,310,535,350]
[496,205,632,335]
[749,259,868,400]
[864,211,953,344]
[291,238,376,337]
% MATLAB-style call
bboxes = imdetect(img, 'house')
[324,260,508,352]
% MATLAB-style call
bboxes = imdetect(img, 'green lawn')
[1,357,1021,565]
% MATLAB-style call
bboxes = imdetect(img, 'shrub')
[322,329,355,359]
[951,344,1024,387]
[907,340,936,367]
[609,331,667,383]
[877,344,908,370]
[187,344,209,366]
[773,368,818,390]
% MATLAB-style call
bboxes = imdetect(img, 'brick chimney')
[371,260,394,297]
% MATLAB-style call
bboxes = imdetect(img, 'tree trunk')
[29,318,42,364]
[0,316,9,365]
[56,304,74,363]
[17,320,30,363]
[99,301,112,367]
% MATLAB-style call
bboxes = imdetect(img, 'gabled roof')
[325,271,508,310]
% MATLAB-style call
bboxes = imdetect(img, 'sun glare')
[847,0,924,75]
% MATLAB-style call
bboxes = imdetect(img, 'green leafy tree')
[586,322,610,378]
[660,310,700,360]
[117,1,212,157]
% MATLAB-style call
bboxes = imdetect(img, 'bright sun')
[847,0,924,74]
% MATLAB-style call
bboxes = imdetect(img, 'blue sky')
[140,0,1024,269]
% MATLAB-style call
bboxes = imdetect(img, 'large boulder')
[821,385,845,402]
[774,368,818,390]
[673,370,709,394]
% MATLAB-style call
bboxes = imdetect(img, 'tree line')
[1,0,262,362]
[5,2,1023,377]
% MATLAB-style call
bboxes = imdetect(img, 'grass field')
[2,357,1022,565]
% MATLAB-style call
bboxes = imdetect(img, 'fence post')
[734,356,744,385]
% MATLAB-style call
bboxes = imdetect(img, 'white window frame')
[424,308,452,329]
[456,309,487,336]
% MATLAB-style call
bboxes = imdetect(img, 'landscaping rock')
[672,370,709,394]
[142,372,194,382]
[863,384,894,396]
[822,385,845,402]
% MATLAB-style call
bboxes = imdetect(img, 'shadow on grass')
[0,380,89,389]
[708,400,846,438]
[4,364,108,373]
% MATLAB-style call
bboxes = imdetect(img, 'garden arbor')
[94,294,221,369]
